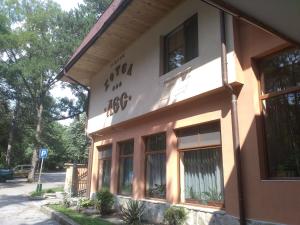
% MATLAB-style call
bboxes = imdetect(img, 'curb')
[40,205,80,225]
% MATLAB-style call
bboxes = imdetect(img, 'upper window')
[163,14,198,74]
[259,48,300,178]
[118,140,134,195]
[98,145,112,190]
[145,133,166,199]
[177,122,224,207]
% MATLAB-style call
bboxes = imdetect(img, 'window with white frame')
[177,122,224,207]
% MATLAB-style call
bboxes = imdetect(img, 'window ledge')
[116,195,132,199]
[161,66,192,85]
[174,203,225,214]
[140,198,167,204]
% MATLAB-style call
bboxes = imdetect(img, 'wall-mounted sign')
[103,55,133,117]
[104,92,132,116]
[104,62,133,92]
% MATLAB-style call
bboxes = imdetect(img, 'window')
[259,48,300,178]
[177,122,224,207]
[98,145,112,189]
[145,133,166,199]
[163,14,198,74]
[118,140,134,195]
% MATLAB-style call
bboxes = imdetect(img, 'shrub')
[163,206,188,225]
[79,198,94,208]
[94,189,114,215]
[120,200,145,225]
[63,195,71,208]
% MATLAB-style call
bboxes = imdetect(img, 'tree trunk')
[6,121,15,167]
[6,101,19,167]
[28,103,43,182]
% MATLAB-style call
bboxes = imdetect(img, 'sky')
[53,0,84,11]
[50,1,85,125]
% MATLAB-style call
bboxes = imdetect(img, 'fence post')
[71,163,78,197]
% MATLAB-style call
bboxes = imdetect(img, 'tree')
[0,0,84,180]
[0,0,112,178]
[63,114,89,164]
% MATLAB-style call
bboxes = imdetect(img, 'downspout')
[219,11,246,225]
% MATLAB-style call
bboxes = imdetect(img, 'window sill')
[161,66,192,85]
[116,194,132,199]
[141,198,167,204]
[115,195,167,205]
[175,203,225,214]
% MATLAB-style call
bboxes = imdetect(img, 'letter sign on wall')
[104,56,133,117]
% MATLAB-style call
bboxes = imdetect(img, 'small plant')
[63,195,71,208]
[120,200,145,225]
[148,184,166,198]
[79,198,94,208]
[94,188,114,215]
[202,188,223,202]
[163,207,188,225]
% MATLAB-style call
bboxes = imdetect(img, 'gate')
[65,163,88,197]
[76,166,88,197]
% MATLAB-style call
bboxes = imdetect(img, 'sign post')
[36,148,48,192]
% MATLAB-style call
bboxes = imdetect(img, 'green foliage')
[49,204,112,225]
[63,195,71,208]
[120,200,145,225]
[163,207,188,225]
[0,0,111,169]
[148,184,166,198]
[202,188,223,202]
[79,198,95,208]
[63,115,89,163]
[30,186,63,197]
[94,189,114,215]
[45,186,64,193]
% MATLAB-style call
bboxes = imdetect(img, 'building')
[60,0,300,224]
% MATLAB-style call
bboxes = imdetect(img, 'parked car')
[13,164,33,178]
[0,168,14,182]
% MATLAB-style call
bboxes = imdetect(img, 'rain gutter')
[219,10,246,225]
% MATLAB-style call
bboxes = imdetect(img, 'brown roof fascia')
[57,0,133,80]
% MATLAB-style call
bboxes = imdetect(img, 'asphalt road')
[0,172,65,225]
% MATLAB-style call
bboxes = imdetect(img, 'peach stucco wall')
[90,90,240,217]
[234,20,300,225]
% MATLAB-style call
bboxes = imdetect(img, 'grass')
[48,204,112,225]
[30,186,64,197]
[45,186,64,193]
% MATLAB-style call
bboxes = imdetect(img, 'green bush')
[94,189,114,215]
[79,198,94,208]
[163,206,188,225]
[120,200,145,225]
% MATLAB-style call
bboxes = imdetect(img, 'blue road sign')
[39,148,48,159]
